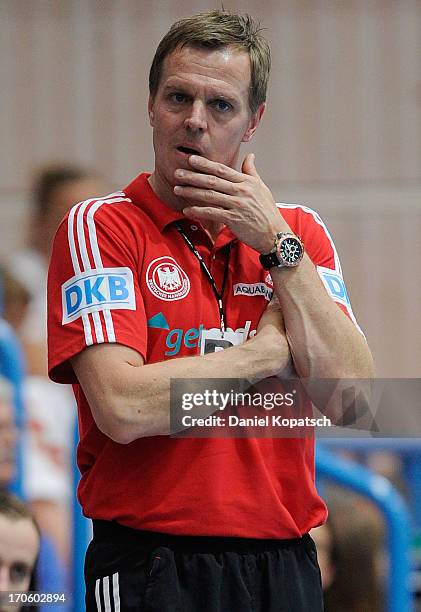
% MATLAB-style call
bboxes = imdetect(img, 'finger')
[241,153,259,178]
[174,169,241,196]
[183,206,231,224]
[174,185,234,208]
[188,155,244,182]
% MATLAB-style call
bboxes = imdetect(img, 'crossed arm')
[71,305,291,443]
[71,153,374,442]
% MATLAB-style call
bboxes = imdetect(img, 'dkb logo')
[61,267,136,323]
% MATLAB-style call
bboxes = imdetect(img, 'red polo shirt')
[48,172,358,538]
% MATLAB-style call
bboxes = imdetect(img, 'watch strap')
[259,250,283,270]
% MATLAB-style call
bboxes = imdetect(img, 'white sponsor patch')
[317,266,350,307]
[233,282,273,301]
[146,256,190,301]
[62,267,136,324]
[200,328,246,355]
[199,321,256,355]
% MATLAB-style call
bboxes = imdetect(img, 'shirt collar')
[123,172,237,248]
[123,172,184,232]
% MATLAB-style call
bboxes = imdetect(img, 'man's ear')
[242,103,266,143]
[148,95,155,127]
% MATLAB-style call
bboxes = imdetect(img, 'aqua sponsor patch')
[62,267,135,324]
[317,266,350,307]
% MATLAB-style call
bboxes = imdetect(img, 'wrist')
[260,223,289,255]
[259,235,277,255]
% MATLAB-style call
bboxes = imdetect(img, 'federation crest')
[146,256,190,301]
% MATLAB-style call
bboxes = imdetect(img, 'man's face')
[148,45,264,203]
[0,515,39,611]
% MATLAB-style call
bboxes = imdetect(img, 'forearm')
[75,329,291,443]
[271,255,375,380]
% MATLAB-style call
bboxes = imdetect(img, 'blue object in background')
[0,317,26,497]
[317,444,413,612]
[37,535,71,611]
[321,439,421,535]
[0,317,69,605]
[72,419,91,612]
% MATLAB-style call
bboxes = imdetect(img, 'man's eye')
[212,100,232,112]
[10,562,31,584]
[170,93,187,104]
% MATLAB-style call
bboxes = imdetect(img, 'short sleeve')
[47,197,148,383]
[279,203,364,334]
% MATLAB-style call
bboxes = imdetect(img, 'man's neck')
[148,171,184,212]
[200,220,225,242]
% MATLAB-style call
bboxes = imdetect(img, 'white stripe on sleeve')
[85,197,131,342]
[67,192,131,345]
[68,201,93,345]
[276,203,342,274]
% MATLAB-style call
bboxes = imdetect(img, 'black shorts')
[85,520,323,612]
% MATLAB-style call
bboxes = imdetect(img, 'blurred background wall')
[0,0,420,377]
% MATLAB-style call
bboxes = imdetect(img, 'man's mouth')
[176,146,202,156]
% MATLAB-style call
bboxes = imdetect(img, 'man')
[47,10,373,611]
[9,164,104,375]
[0,492,40,612]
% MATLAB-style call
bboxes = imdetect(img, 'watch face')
[279,236,303,266]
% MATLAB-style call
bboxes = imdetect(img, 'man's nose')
[184,101,207,132]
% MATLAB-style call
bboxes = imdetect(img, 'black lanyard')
[175,223,231,335]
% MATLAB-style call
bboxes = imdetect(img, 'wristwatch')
[259,232,304,270]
